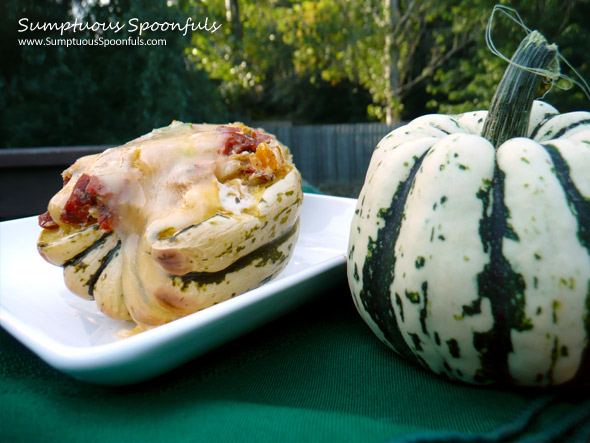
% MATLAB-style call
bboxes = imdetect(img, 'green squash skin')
[541,143,590,382]
[347,101,590,387]
[64,232,118,300]
[473,165,527,385]
[173,219,298,291]
[86,241,122,298]
[354,150,428,368]
[60,218,299,302]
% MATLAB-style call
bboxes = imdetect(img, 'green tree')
[188,0,373,123]
[0,0,227,148]
[279,0,481,122]
[278,0,589,121]
[427,0,590,114]
[2,0,587,146]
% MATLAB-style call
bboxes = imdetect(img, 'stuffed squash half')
[37,122,303,331]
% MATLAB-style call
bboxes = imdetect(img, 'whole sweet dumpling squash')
[347,31,590,386]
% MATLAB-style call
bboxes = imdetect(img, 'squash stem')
[482,31,558,147]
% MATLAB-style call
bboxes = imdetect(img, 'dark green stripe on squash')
[419,281,429,336]
[551,118,590,139]
[358,151,429,365]
[474,164,528,385]
[173,220,298,291]
[530,116,590,141]
[64,231,113,268]
[87,241,121,298]
[64,231,115,300]
[542,143,590,383]
[529,113,560,140]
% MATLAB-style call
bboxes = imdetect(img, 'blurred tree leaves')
[278,0,481,123]
[0,0,226,148]
[176,0,590,126]
[1,0,588,148]
[188,0,373,123]
[427,0,590,115]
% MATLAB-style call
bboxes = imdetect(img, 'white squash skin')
[403,114,468,135]
[364,125,446,183]
[121,234,181,326]
[349,136,443,348]
[149,169,302,274]
[348,100,590,386]
[93,247,131,321]
[532,111,590,141]
[498,138,590,385]
[349,112,473,349]
[349,113,473,354]
[453,111,487,136]
[136,220,299,318]
[390,134,495,382]
[38,225,102,266]
[548,138,590,198]
[562,128,590,144]
[527,101,559,136]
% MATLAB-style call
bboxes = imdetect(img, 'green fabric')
[1,280,589,443]
[302,182,323,194]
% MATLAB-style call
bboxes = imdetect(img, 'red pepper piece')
[59,174,115,232]
[38,211,59,229]
[217,126,273,155]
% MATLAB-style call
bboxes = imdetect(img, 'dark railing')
[266,122,401,184]
[0,122,403,220]
[0,146,110,221]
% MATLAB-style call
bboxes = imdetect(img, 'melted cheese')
[50,122,286,238]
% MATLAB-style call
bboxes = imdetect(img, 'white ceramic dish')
[0,193,356,385]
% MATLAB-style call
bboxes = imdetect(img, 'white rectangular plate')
[0,193,357,385]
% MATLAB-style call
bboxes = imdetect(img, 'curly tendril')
[486,4,590,101]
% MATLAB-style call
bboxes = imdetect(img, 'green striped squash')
[347,31,590,386]
[38,174,302,329]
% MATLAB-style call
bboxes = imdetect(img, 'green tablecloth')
[1,277,589,443]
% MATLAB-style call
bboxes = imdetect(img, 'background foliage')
[1,0,589,148]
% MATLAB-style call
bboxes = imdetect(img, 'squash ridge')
[541,143,590,383]
[87,240,122,298]
[358,149,429,365]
